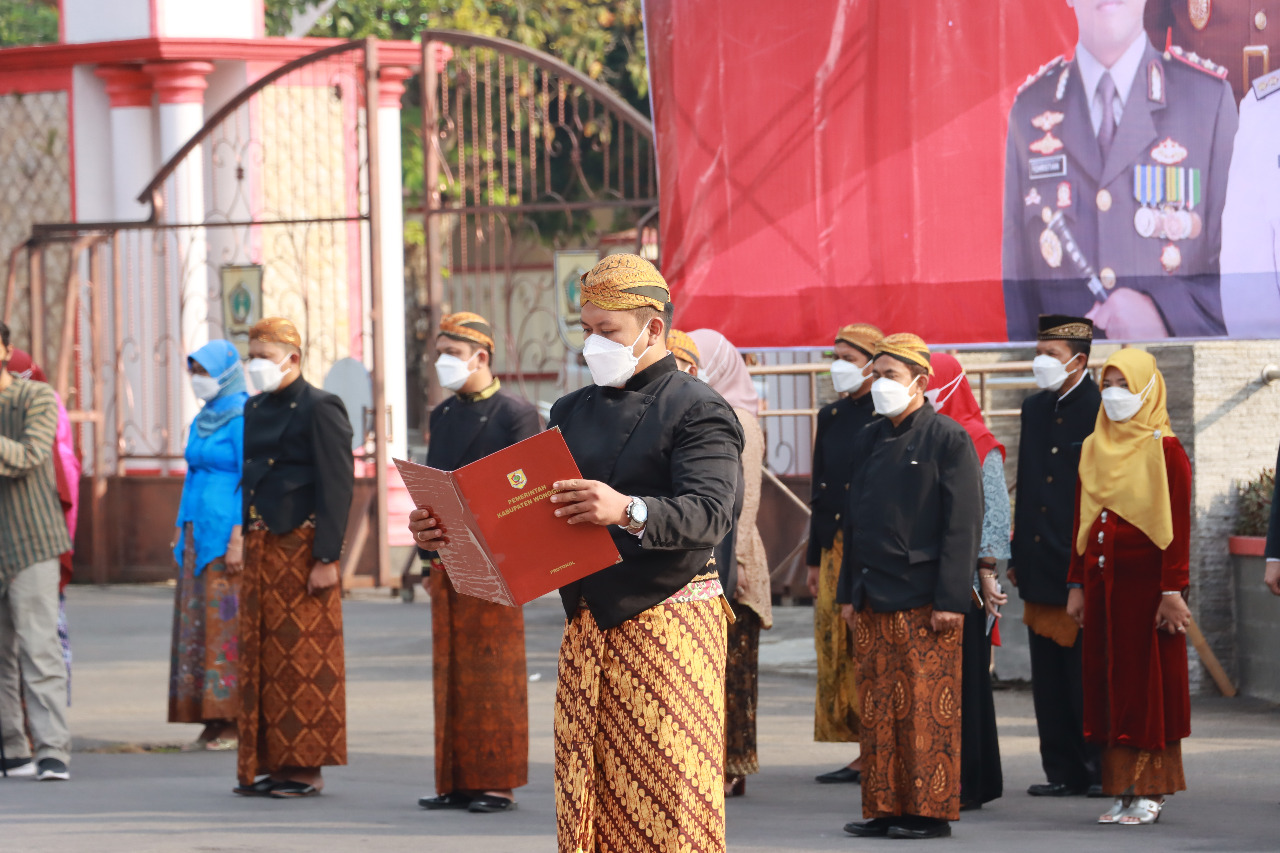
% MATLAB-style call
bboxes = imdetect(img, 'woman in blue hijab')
[168,340,249,750]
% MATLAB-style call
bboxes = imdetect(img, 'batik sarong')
[169,523,240,723]
[855,605,963,821]
[429,563,528,794]
[237,524,346,785]
[814,533,860,741]
[554,579,728,853]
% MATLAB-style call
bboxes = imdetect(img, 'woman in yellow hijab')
[1064,349,1191,828]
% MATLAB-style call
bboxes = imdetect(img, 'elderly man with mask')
[836,333,983,841]
[414,253,742,852]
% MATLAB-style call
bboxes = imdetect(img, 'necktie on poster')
[394,428,621,606]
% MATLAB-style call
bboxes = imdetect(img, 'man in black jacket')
[836,333,983,841]
[421,253,740,853]
[416,312,540,815]
[1009,314,1103,799]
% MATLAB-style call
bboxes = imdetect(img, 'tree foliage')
[0,0,58,48]
[264,1,648,106]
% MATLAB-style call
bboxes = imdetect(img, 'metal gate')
[2,39,394,585]
[413,31,658,414]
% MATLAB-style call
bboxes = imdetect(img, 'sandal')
[204,736,238,752]
[269,780,322,799]
[1118,797,1163,825]
[1097,798,1126,824]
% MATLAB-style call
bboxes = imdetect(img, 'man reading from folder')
[415,311,539,815]
[412,253,743,853]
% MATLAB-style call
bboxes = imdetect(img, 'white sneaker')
[1,758,36,778]
[36,758,70,781]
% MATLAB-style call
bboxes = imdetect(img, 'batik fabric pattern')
[1101,743,1186,797]
[855,605,963,821]
[169,523,240,723]
[236,524,346,785]
[554,588,728,853]
[725,600,761,777]
[429,563,529,794]
[814,532,859,742]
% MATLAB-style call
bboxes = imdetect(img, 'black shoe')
[1087,783,1106,798]
[468,794,517,813]
[419,792,472,810]
[887,819,952,840]
[816,766,861,784]
[234,776,279,797]
[1027,782,1086,797]
[843,817,893,837]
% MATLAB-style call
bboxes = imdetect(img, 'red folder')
[393,427,622,606]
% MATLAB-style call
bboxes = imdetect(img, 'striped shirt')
[0,378,71,591]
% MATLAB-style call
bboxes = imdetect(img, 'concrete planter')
[1231,536,1280,701]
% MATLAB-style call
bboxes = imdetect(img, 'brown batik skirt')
[1102,743,1186,797]
[725,600,761,777]
[236,524,347,786]
[429,564,529,794]
[554,589,729,853]
[855,605,963,822]
[815,533,860,742]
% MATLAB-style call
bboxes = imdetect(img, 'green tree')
[0,0,58,47]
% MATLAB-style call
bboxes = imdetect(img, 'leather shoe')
[468,794,517,813]
[843,818,892,837]
[1027,782,1085,797]
[816,766,861,784]
[1087,784,1106,798]
[887,819,952,840]
[419,792,472,810]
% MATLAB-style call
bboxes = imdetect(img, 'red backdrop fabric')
[645,0,1078,347]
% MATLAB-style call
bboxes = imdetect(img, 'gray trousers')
[0,559,71,763]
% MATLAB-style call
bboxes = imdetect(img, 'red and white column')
[93,65,154,219]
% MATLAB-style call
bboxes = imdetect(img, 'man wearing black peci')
[1009,314,1103,799]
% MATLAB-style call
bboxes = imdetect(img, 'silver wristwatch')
[624,496,648,532]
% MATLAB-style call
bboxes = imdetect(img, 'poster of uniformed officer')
[1002,0,1238,342]
[1145,0,1279,104]
[1220,67,1280,336]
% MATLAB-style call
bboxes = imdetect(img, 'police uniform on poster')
[1145,0,1280,103]
[1220,68,1280,336]
[1002,29,1238,341]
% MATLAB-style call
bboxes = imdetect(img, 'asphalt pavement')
[2,584,1279,852]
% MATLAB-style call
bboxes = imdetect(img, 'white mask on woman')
[581,326,652,388]
[247,354,293,393]
[1032,352,1082,391]
[435,352,479,391]
[871,375,920,418]
[923,372,964,410]
[1101,374,1156,423]
[829,360,869,394]
[190,374,221,402]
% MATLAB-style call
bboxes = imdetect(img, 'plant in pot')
[1230,468,1274,556]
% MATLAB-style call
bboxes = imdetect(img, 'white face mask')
[247,355,293,393]
[190,374,222,402]
[871,376,920,418]
[830,359,869,394]
[1101,374,1156,423]
[581,326,652,388]
[435,352,479,391]
[1032,352,1082,391]
[924,373,964,410]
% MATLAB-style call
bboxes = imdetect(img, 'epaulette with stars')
[1017,55,1067,95]
[1165,44,1228,80]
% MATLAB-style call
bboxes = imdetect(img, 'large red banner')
[646,0,1271,346]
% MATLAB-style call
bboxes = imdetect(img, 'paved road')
[2,585,1279,852]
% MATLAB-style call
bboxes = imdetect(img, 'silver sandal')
[1118,797,1163,825]
[1097,798,1127,824]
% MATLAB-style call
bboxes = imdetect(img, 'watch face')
[630,497,647,525]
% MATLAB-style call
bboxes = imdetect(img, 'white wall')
[156,0,258,39]
[62,0,151,43]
